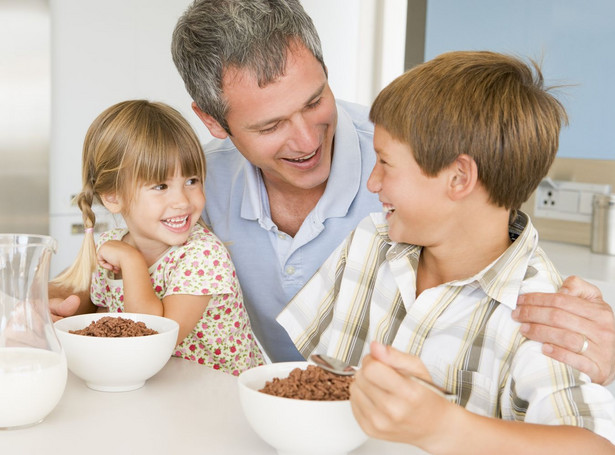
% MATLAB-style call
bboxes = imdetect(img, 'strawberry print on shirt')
[90,223,264,375]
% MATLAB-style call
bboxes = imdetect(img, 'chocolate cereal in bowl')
[237,361,368,455]
[54,313,178,392]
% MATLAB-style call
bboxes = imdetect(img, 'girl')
[52,100,264,375]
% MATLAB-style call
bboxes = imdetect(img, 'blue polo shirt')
[202,100,381,362]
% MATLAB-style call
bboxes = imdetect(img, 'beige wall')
[521,158,615,245]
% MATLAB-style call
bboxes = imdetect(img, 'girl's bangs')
[130,125,205,186]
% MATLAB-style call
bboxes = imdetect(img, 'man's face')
[219,44,337,193]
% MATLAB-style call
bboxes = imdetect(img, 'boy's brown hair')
[369,50,568,211]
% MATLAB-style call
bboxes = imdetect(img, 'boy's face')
[367,125,450,245]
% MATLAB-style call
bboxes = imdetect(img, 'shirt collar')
[239,102,363,227]
[375,211,538,310]
[240,164,276,230]
[473,211,538,309]
[313,103,363,221]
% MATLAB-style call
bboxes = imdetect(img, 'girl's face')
[119,168,205,254]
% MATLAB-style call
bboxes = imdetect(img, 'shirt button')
[277,233,286,240]
[285,266,296,275]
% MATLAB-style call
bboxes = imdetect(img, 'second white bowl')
[238,361,368,455]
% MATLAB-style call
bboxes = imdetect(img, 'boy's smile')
[382,203,395,218]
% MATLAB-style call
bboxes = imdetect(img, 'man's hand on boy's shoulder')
[512,275,615,385]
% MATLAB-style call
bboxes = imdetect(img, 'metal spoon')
[310,353,456,400]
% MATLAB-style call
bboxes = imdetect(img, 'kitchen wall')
[45,0,615,275]
[424,0,615,161]
[522,158,615,245]
[49,0,198,276]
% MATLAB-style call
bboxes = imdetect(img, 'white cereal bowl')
[54,313,179,392]
[237,361,368,455]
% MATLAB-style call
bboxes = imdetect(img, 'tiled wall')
[521,158,615,245]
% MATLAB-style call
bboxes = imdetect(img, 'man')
[170,0,379,361]
[52,0,615,383]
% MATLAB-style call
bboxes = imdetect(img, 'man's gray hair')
[172,0,326,135]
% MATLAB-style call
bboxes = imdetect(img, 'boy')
[277,51,615,452]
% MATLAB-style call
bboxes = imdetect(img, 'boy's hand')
[513,275,615,385]
[350,341,457,450]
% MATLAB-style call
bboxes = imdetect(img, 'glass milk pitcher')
[0,234,67,429]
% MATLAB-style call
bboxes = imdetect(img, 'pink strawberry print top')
[90,223,264,375]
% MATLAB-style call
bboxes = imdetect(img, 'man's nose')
[287,114,319,152]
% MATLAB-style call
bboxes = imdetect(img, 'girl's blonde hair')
[51,100,206,293]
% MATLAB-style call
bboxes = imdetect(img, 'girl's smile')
[161,215,192,232]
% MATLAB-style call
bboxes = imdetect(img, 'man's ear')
[101,193,122,214]
[447,154,478,201]
[192,102,229,139]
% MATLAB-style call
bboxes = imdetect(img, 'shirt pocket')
[429,359,496,414]
[449,368,498,416]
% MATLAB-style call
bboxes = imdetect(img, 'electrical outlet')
[534,179,611,223]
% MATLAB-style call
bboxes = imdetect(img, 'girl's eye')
[152,183,168,191]
[186,177,200,186]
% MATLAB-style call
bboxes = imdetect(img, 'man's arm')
[48,283,93,321]
[512,275,615,384]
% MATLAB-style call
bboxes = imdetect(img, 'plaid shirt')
[278,211,615,442]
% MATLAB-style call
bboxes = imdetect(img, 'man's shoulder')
[202,137,247,179]
[203,137,240,159]
[336,99,373,134]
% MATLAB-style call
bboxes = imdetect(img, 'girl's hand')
[350,341,458,450]
[97,240,139,274]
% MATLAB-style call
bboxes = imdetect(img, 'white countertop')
[1,358,425,455]
[539,240,615,305]
[539,240,615,283]
[4,241,612,455]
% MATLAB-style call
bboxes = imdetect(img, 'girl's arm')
[97,240,211,344]
[350,342,615,455]
[161,294,211,344]
[97,240,163,315]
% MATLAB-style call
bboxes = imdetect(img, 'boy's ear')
[447,154,478,201]
[101,193,122,214]
[192,102,229,139]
